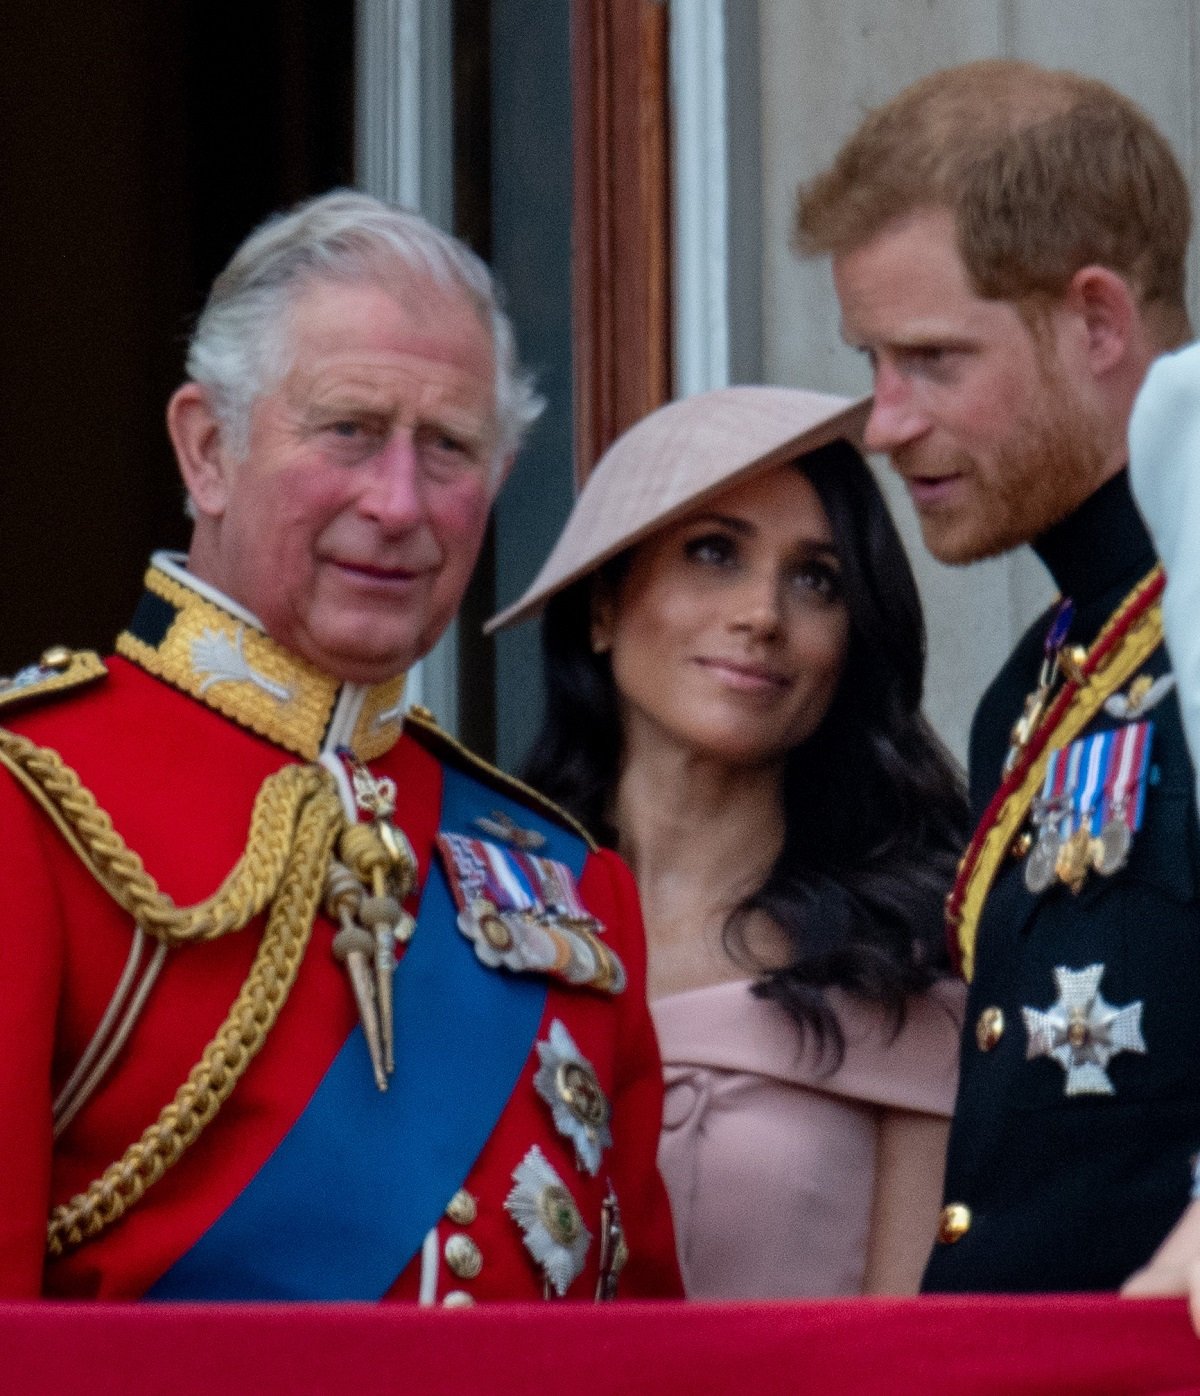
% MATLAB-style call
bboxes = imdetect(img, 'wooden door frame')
[570,0,672,484]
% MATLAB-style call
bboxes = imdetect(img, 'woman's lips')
[694,657,790,692]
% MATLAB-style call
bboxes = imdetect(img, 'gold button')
[1010,832,1033,858]
[1060,645,1089,685]
[938,1203,972,1244]
[442,1290,475,1309]
[975,1007,1004,1052]
[445,1189,478,1226]
[444,1233,483,1280]
[39,646,72,672]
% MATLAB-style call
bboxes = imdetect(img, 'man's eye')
[684,534,736,567]
[900,345,960,378]
[418,425,480,468]
[328,419,364,439]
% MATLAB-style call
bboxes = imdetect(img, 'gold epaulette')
[0,647,106,718]
[405,704,598,851]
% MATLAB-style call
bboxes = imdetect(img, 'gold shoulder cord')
[0,729,346,1259]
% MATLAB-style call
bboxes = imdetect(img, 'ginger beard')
[896,349,1109,566]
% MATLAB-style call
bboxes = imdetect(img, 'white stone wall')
[756,0,1200,762]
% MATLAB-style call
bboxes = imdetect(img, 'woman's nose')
[731,571,784,637]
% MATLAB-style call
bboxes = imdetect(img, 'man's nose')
[358,432,425,528]
[863,362,929,455]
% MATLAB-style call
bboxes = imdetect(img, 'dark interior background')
[0,1,576,772]
[0,1,355,674]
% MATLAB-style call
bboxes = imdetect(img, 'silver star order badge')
[533,1019,612,1176]
[1022,963,1146,1096]
[505,1145,592,1297]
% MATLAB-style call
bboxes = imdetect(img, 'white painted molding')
[355,0,459,729]
[669,0,730,395]
[355,0,454,228]
[668,1,762,394]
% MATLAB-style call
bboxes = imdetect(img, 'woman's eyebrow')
[796,540,841,560]
[687,511,753,534]
[687,512,839,557]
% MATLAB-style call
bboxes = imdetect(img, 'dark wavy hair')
[521,439,968,1062]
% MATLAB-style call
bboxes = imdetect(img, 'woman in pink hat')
[488,386,967,1298]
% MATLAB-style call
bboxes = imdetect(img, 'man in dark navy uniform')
[797,60,1200,1293]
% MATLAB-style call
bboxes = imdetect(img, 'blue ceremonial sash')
[147,760,588,1300]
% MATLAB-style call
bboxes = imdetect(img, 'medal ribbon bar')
[947,565,1165,981]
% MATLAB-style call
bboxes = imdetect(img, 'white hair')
[185,189,543,477]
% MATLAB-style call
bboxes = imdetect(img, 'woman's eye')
[791,561,843,601]
[684,534,736,567]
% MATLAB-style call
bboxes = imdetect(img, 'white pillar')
[355,0,460,731]
[669,0,762,396]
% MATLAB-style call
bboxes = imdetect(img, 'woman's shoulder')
[652,976,963,1116]
[831,978,963,1115]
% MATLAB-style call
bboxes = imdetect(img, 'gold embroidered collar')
[116,555,407,761]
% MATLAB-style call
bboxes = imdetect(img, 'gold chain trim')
[0,729,347,1256]
[954,582,1163,981]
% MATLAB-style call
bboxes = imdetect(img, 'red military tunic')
[0,557,681,1303]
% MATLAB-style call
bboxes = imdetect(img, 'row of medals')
[1007,630,1132,896]
[1023,798,1131,895]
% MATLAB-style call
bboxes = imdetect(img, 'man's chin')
[287,630,424,687]
[917,515,1018,567]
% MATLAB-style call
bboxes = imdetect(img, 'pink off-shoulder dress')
[651,979,962,1298]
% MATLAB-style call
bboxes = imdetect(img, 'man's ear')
[1065,265,1138,378]
[167,383,234,518]
[490,449,518,495]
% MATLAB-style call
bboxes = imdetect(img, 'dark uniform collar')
[1032,468,1157,607]
[115,553,408,762]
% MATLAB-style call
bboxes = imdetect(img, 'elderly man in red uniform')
[0,191,681,1303]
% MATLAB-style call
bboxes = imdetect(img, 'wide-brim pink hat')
[486,384,871,632]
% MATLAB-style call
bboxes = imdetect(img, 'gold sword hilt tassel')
[359,894,402,1074]
[325,862,388,1092]
[340,821,418,901]
[339,823,418,1075]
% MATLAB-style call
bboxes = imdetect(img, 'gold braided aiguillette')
[0,731,346,1257]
